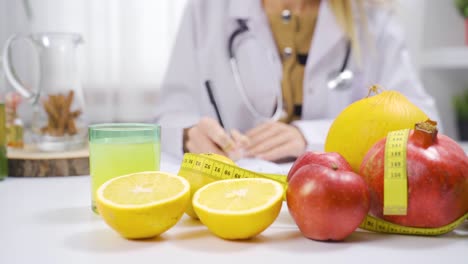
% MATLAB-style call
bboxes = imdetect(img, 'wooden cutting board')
[7,144,89,177]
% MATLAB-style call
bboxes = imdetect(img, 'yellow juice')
[90,139,160,213]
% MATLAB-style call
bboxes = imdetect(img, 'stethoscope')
[228,19,353,121]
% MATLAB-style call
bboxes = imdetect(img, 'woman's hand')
[245,121,307,161]
[183,117,247,160]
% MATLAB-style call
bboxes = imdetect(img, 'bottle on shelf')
[0,56,8,180]
[5,92,24,149]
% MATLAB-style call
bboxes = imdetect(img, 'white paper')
[235,158,292,175]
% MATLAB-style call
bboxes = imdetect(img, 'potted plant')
[453,89,468,141]
[455,0,468,45]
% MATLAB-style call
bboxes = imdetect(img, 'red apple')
[287,163,370,241]
[287,151,353,181]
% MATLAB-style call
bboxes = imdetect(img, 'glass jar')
[2,33,87,152]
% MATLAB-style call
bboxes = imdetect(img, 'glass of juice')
[88,123,161,213]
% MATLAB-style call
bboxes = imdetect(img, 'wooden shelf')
[7,145,89,177]
[421,47,468,69]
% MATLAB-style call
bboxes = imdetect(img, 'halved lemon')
[181,153,236,219]
[96,171,190,239]
[192,178,284,240]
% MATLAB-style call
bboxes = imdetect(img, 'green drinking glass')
[88,123,161,213]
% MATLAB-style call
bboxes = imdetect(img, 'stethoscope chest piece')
[327,69,354,90]
[326,41,354,91]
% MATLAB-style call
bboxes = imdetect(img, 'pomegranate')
[360,120,468,228]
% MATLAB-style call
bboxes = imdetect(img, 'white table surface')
[1,150,467,264]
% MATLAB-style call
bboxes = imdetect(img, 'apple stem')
[411,119,438,149]
[331,163,339,171]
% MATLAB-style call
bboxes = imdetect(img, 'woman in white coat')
[154,0,440,161]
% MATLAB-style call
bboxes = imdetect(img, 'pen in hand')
[204,80,249,160]
[205,80,225,128]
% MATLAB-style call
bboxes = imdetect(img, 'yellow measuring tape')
[384,129,410,215]
[179,153,288,189]
[178,152,468,236]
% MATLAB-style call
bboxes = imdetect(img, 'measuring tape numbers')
[178,153,288,190]
[360,212,467,236]
[178,152,467,236]
[384,129,410,216]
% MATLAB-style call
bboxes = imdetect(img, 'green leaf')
[455,0,468,18]
[454,90,468,121]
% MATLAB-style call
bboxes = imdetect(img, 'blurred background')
[0,0,467,141]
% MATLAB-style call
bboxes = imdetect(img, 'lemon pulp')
[193,178,283,240]
[182,153,236,219]
[96,171,190,239]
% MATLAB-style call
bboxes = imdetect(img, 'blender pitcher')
[2,32,87,151]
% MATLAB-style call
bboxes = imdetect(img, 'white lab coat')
[154,0,440,158]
